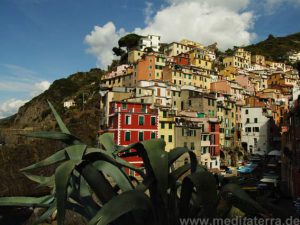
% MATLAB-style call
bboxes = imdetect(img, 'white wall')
[241,107,270,155]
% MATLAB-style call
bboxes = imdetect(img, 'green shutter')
[125,132,130,141]
[139,116,144,125]
[151,132,156,139]
[139,132,144,141]
[151,117,156,125]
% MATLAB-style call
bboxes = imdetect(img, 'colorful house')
[106,101,158,175]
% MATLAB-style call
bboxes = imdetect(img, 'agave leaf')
[20,148,67,171]
[0,195,54,207]
[33,201,56,225]
[65,144,87,161]
[99,133,116,152]
[220,183,266,215]
[116,140,168,223]
[93,160,133,192]
[179,171,218,218]
[55,160,76,225]
[170,163,191,182]
[47,100,71,134]
[22,131,82,145]
[141,139,168,193]
[66,201,90,219]
[84,149,145,178]
[135,177,154,192]
[168,147,198,173]
[87,190,155,225]
[23,172,55,187]
[69,175,100,218]
[79,163,116,204]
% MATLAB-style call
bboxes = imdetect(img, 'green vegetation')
[244,32,300,62]
[109,33,142,70]
[118,33,142,50]
[0,102,266,225]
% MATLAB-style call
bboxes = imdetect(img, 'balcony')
[225,133,232,139]
[201,140,211,147]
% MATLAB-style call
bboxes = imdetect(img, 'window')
[151,132,156,139]
[151,117,156,126]
[245,127,251,133]
[125,115,131,125]
[122,103,127,109]
[139,132,144,141]
[191,142,195,150]
[161,122,165,129]
[139,116,144,125]
[161,135,165,140]
[254,118,258,123]
[168,135,172,143]
[163,111,167,118]
[125,131,131,141]
[184,142,188,148]
[246,118,250,123]
[169,123,172,129]
[139,89,142,94]
[254,127,260,132]
[189,100,192,106]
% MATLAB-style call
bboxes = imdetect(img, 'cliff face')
[0,68,104,196]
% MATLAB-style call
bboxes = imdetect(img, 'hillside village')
[79,34,300,198]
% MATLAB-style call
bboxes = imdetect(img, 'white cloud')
[84,22,126,68]
[0,98,28,119]
[30,81,51,97]
[144,2,154,24]
[85,0,256,67]
[0,64,51,118]
[134,0,255,50]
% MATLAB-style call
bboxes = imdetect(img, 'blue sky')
[1,0,300,118]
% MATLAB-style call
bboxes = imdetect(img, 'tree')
[112,47,126,56]
[118,33,142,50]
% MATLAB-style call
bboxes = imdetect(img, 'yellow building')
[189,48,213,70]
[223,48,251,69]
[219,66,238,81]
[154,53,166,80]
[163,64,211,90]
[266,61,286,71]
[267,71,298,87]
[180,39,203,48]
[128,50,144,64]
[164,42,192,57]
[158,108,176,152]
[102,65,134,88]
[251,54,265,66]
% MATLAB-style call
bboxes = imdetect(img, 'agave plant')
[0,101,266,225]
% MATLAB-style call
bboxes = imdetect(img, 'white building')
[138,35,161,52]
[241,107,270,155]
[289,51,300,63]
[63,99,76,109]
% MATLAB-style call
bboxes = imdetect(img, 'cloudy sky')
[1,0,300,118]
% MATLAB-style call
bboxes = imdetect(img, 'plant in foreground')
[0,101,267,225]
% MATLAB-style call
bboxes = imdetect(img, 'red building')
[106,101,158,175]
[173,52,190,66]
[208,119,220,157]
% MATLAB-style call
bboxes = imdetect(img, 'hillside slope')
[244,32,300,62]
[0,68,104,196]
